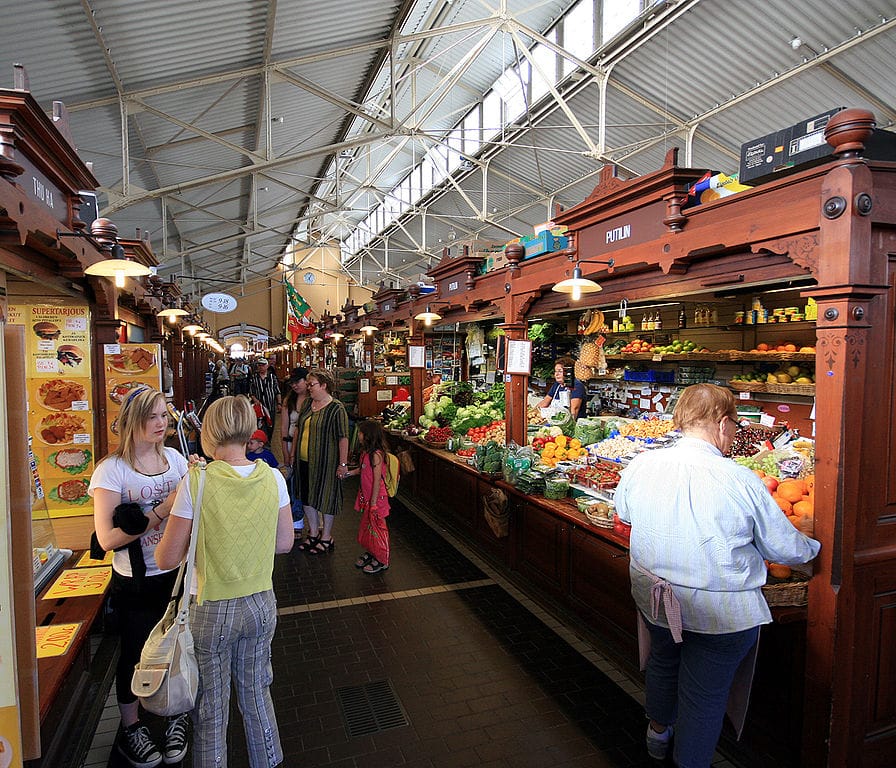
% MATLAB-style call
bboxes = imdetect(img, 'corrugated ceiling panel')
[92,0,271,89]
[272,0,401,58]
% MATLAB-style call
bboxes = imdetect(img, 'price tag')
[73,433,91,444]
[652,354,663,362]
[35,358,58,373]
[71,400,89,410]
[37,340,55,352]
[65,316,88,331]
[738,391,752,400]
[638,397,651,409]
[104,344,122,355]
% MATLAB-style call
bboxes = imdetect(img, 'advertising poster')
[10,304,96,519]
[103,343,162,452]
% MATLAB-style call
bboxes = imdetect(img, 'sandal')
[362,558,388,574]
[297,535,320,553]
[355,552,373,568]
[308,537,335,555]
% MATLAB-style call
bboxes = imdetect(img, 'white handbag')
[131,470,205,716]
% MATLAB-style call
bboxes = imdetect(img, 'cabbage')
[550,409,576,436]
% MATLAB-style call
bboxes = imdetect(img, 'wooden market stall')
[349,108,896,767]
[0,78,187,765]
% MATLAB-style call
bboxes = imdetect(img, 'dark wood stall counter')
[393,433,811,765]
[29,552,112,767]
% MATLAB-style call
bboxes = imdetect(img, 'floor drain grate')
[336,679,409,738]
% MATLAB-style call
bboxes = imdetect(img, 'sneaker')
[119,723,163,768]
[163,713,190,764]
[646,723,673,760]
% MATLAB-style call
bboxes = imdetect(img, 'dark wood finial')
[90,217,120,250]
[825,108,876,158]
[504,242,525,272]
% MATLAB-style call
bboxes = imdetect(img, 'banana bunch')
[580,309,605,336]
[577,309,594,335]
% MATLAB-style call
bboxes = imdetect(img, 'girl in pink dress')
[349,420,391,574]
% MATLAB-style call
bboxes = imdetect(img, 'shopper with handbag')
[89,387,192,768]
[156,395,293,768]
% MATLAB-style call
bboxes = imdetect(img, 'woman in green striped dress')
[293,370,350,553]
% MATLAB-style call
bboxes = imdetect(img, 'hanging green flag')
[285,280,315,341]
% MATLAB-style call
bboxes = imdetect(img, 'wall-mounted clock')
[303,271,315,284]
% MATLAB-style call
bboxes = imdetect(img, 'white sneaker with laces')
[646,723,673,760]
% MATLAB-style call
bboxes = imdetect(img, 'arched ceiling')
[3,0,894,302]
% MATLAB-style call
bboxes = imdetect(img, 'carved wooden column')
[803,108,887,767]
[170,332,185,407]
[500,321,528,446]
[407,330,426,425]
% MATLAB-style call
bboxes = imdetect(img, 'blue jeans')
[643,616,759,768]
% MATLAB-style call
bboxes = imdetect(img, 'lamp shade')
[182,322,203,334]
[360,324,378,334]
[414,305,442,326]
[551,265,602,301]
[84,258,152,288]
[157,307,188,324]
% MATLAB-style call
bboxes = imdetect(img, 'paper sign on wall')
[505,339,532,375]
[408,345,426,368]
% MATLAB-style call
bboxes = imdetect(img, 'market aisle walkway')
[101,477,741,768]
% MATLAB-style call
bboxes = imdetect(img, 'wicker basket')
[762,574,810,606]
[419,436,448,449]
[764,383,816,396]
[728,380,767,392]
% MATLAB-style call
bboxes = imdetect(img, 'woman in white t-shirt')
[88,387,191,768]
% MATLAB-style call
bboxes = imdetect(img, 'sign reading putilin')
[201,293,238,313]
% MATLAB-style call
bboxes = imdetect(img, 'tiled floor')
[87,478,742,768]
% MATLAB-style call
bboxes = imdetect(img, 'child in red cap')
[246,429,279,468]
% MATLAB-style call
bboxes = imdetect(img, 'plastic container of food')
[543,476,570,500]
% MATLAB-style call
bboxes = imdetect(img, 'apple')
[762,476,779,493]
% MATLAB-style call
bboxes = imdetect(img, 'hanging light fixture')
[414,305,442,326]
[182,320,203,334]
[330,332,344,341]
[84,256,152,288]
[157,301,188,325]
[58,217,152,288]
[551,258,615,301]
[360,324,379,336]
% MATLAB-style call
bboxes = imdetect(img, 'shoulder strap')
[169,469,205,624]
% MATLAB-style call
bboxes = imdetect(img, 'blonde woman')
[157,396,293,768]
[89,387,191,768]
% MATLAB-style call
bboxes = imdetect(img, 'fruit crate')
[677,365,715,384]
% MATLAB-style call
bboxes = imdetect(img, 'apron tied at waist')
[631,557,683,644]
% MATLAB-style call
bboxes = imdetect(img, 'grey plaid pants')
[190,589,282,767]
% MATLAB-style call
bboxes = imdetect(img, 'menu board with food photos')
[103,343,162,452]
[9,303,96,519]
